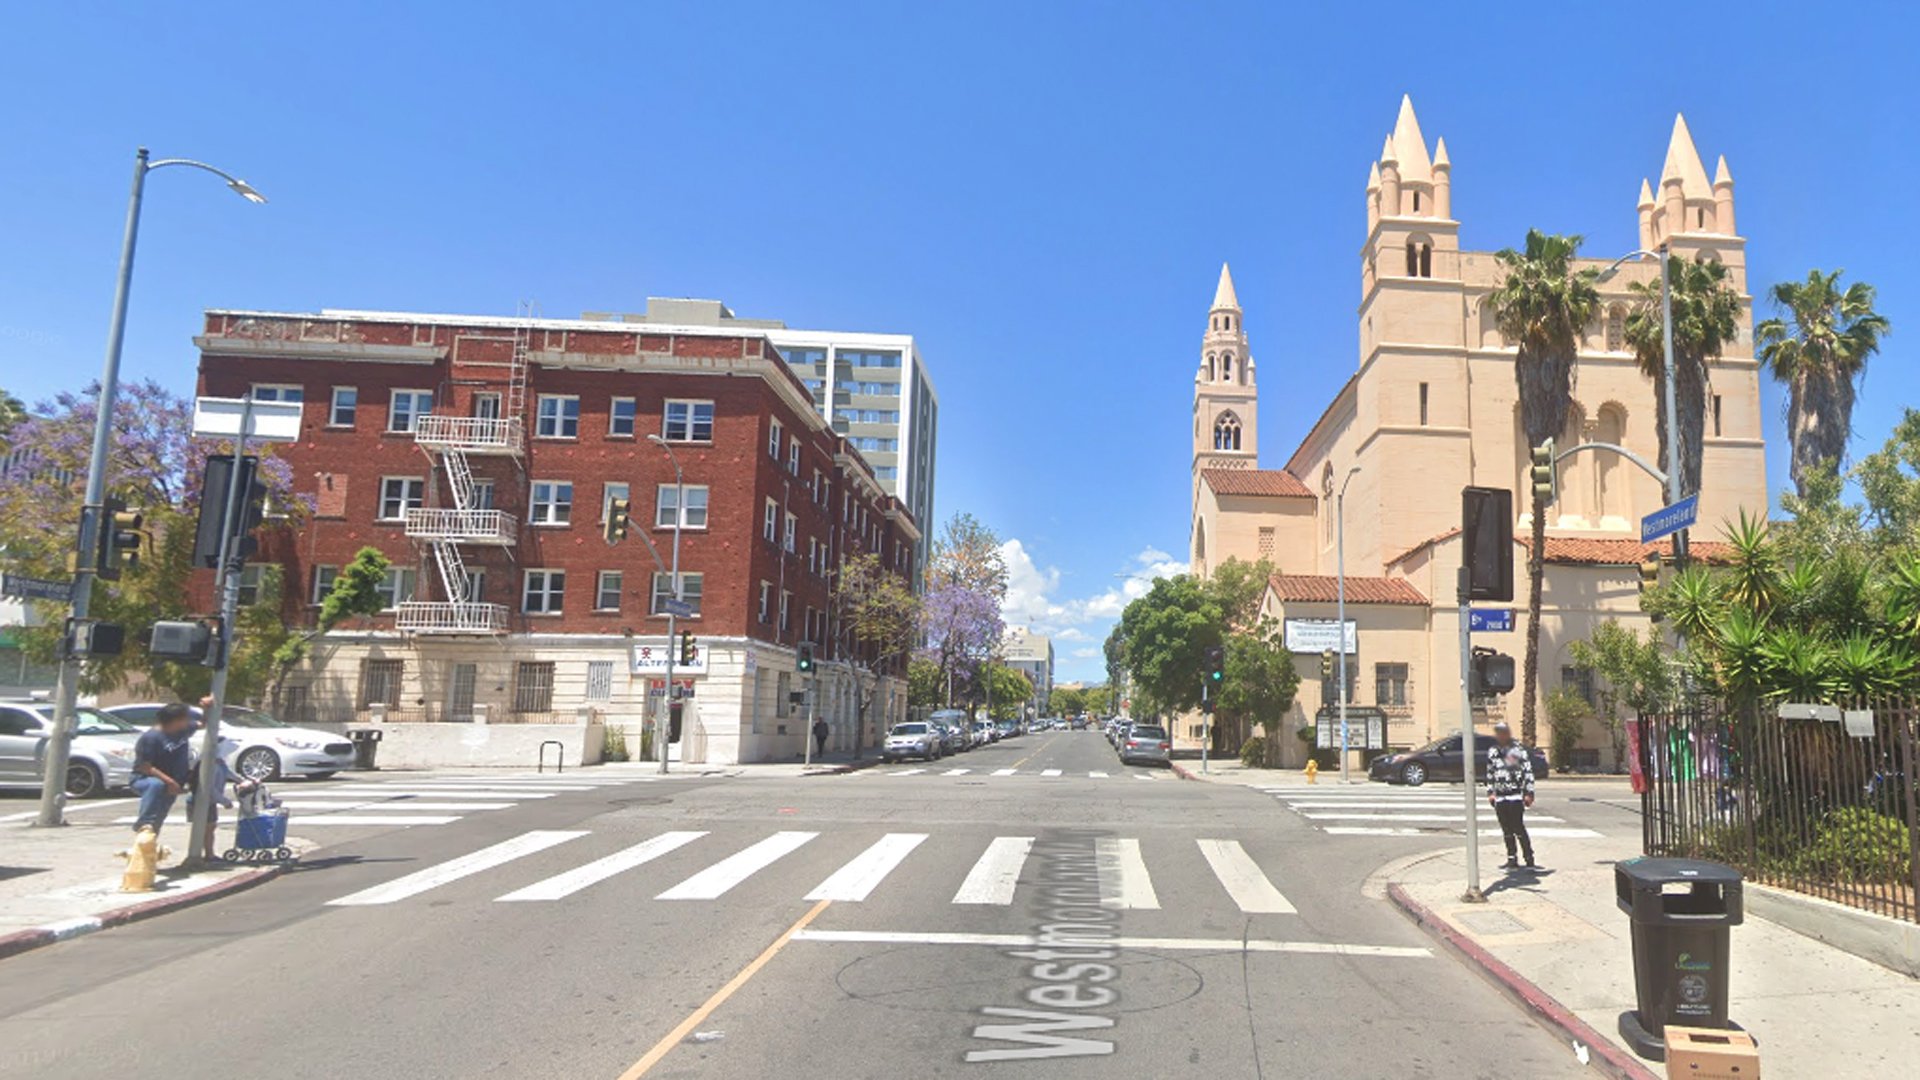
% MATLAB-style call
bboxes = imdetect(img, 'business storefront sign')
[629,638,708,675]
[1284,618,1357,655]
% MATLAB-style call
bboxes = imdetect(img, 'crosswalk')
[325,828,1297,914]
[866,767,1163,781]
[112,771,665,831]
[1260,784,1603,839]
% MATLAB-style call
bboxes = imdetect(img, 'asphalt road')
[0,731,1594,1079]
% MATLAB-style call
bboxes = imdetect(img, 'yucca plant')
[1716,606,1775,703]
[1659,564,1728,644]
[1722,510,1780,615]
[1761,627,1841,701]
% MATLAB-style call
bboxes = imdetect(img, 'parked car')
[0,701,139,798]
[1368,734,1550,787]
[1119,723,1172,767]
[883,721,941,762]
[973,721,997,745]
[995,719,1017,740]
[107,703,354,782]
[928,710,971,754]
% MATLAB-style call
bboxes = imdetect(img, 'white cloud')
[992,539,1187,681]
[1054,627,1088,641]
[1070,647,1100,659]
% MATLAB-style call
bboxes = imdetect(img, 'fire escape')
[395,312,531,634]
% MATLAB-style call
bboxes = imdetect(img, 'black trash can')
[1614,856,1743,1060]
[348,728,383,771]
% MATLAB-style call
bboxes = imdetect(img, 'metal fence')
[1636,698,1920,923]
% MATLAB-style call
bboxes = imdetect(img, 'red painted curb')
[1170,762,1199,781]
[1387,882,1659,1080]
[805,757,883,776]
[0,865,283,964]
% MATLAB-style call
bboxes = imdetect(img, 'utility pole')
[1336,466,1361,785]
[1458,565,1484,903]
[185,396,255,869]
[647,435,685,775]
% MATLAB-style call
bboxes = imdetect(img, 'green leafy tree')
[1204,557,1276,629]
[1487,229,1602,747]
[1854,407,1920,552]
[1756,270,1890,498]
[832,551,924,750]
[263,546,394,708]
[907,656,943,708]
[1117,575,1221,715]
[1625,254,1741,499]
[1215,617,1301,767]
[982,664,1033,721]
[1568,620,1675,771]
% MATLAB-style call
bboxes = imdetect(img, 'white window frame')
[784,513,797,553]
[768,420,783,459]
[778,589,791,631]
[535,394,581,439]
[522,569,566,615]
[328,386,357,427]
[236,564,267,606]
[763,498,778,542]
[530,480,574,526]
[585,660,615,703]
[310,565,339,606]
[608,396,637,437]
[788,436,800,474]
[662,399,714,442]
[655,484,709,529]
[650,572,703,617]
[595,570,623,612]
[251,383,303,404]
[462,569,486,603]
[470,479,496,511]
[758,581,772,624]
[375,567,417,610]
[472,392,501,421]
[389,389,433,433]
[601,482,630,523]
[378,477,425,521]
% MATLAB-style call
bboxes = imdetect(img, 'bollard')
[119,827,163,892]
[1305,759,1319,784]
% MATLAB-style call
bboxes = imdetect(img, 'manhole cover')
[1457,909,1527,935]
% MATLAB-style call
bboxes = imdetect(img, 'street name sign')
[1,572,73,602]
[659,597,695,618]
[1469,608,1514,633]
[1641,495,1699,544]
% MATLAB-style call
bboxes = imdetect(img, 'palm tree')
[1625,256,1741,499]
[1487,229,1601,746]
[1755,270,1890,498]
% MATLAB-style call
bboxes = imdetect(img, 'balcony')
[413,415,523,455]
[404,508,517,545]
[395,602,510,635]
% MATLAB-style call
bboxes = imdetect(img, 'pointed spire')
[1660,113,1712,198]
[1379,134,1397,166]
[1211,263,1239,311]
[1433,136,1450,170]
[1367,160,1381,192]
[1638,178,1656,208]
[1390,94,1433,181]
[1713,154,1733,188]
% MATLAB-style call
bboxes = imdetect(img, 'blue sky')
[2,3,1913,682]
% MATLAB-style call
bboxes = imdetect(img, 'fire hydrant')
[1305,759,1319,784]
[119,827,164,893]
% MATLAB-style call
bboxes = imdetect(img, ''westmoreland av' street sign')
[1641,495,1699,544]
[2,572,73,603]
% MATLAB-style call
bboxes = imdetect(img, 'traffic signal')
[1202,644,1224,684]
[193,456,265,569]
[604,496,631,544]
[1320,648,1335,681]
[797,641,814,674]
[1471,648,1516,695]
[678,630,696,666]
[95,497,145,581]
[1530,438,1558,507]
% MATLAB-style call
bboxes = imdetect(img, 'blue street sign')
[660,598,695,618]
[1469,608,1514,633]
[1641,495,1699,544]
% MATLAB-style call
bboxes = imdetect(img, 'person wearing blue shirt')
[131,703,195,835]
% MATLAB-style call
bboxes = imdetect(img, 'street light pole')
[647,435,685,775]
[1336,465,1361,785]
[36,148,264,828]
[1599,248,1684,558]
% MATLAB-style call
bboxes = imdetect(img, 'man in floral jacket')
[1486,721,1539,871]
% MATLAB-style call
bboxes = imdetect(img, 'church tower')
[1192,262,1258,481]
[1636,113,1747,294]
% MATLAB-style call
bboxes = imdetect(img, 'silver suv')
[0,702,140,798]
[883,721,941,763]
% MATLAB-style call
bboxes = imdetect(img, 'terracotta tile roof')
[1526,536,1734,566]
[1384,527,1460,568]
[1201,468,1315,499]
[1269,573,1429,606]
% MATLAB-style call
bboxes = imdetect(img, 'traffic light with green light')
[1530,438,1557,507]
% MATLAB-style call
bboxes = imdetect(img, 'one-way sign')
[2,572,73,603]
[1641,495,1699,544]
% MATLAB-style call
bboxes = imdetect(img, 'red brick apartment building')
[195,308,919,764]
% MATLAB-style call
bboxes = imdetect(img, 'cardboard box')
[1665,1026,1760,1079]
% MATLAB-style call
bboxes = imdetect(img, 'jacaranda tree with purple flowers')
[920,513,1008,708]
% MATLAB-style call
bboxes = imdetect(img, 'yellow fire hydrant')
[1305,759,1319,785]
[119,826,163,893]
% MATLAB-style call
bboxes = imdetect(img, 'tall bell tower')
[1192,262,1259,486]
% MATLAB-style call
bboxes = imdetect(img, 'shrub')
[1543,688,1591,773]
[1240,735,1268,768]
[1806,807,1911,884]
[602,725,630,762]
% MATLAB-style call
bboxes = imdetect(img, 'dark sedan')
[1368,733,1549,787]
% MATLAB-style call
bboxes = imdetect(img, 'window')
[375,567,416,610]
[530,481,573,525]
[788,436,801,474]
[845,381,900,396]
[595,570,623,611]
[650,572,703,616]
[523,569,565,614]
[1605,304,1627,352]
[1212,412,1242,451]
[1375,663,1410,707]
[663,399,714,441]
[601,482,629,522]
[310,565,338,605]
[1561,665,1598,708]
[329,387,357,427]
[1222,354,1233,381]
[513,662,555,714]
[848,409,900,424]
[1412,191,1421,212]
[535,395,580,438]
[850,437,899,452]
[472,392,501,421]
[875,466,898,480]
[609,396,636,436]
[1419,382,1429,426]
[379,477,425,520]
[236,564,267,606]
[758,581,772,624]
[251,384,303,403]
[389,390,433,433]
[359,659,404,709]
[471,480,495,510]
[1712,394,1723,437]
[843,350,902,368]
[778,589,791,631]
[656,484,709,528]
[586,660,614,703]
[763,498,778,542]
[769,420,783,459]
[784,512,797,553]
[461,569,485,603]
[1257,527,1275,559]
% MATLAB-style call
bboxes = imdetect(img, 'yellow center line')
[617,898,833,1079]
[1008,731,1057,770]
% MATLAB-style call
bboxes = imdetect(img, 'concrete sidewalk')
[1387,833,1920,1078]
[728,749,885,778]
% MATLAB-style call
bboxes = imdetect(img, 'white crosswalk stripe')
[1096,837,1159,909]
[1040,769,1063,778]
[497,831,707,902]
[328,830,588,905]
[657,831,817,900]
[1088,771,1109,779]
[952,837,1033,905]
[1197,839,1295,914]
[1264,786,1601,840]
[805,833,929,901]
[991,768,1017,776]
[862,767,1160,781]
[942,768,971,776]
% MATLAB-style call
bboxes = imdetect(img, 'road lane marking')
[327,830,588,905]
[1196,839,1295,914]
[120,813,465,827]
[894,769,926,776]
[656,831,817,900]
[1095,838,1159,909]
[1282,802,1462,810]
[1525,827,1605,838]
[1322,825,1599,837]
[1300,812,1565,823]
[1088,771,1109,779]
[952,836,1034,905]
[496,831,708,902]
[618,898,833,1079]
[1040,769,1063,778]
[943,768,971,776]
[804,833,928,901]
[257,789,557,800]
[1133,773,1155,780]
[991,767,1017,776]
[789,929,1429,958]
[279,800,514,812]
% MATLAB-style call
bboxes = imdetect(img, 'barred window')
[1375,662,1410,707]
[513,661,555,714]
[359,659,404,709]
[585,660,614,703]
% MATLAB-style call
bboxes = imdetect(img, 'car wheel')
[64,761,103,799]
[237,746,281,782]
[1401,761,1427,787]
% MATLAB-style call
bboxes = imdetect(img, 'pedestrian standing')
[1485,721,1539,871]
[812,717,830,760]
[131,704,196,838]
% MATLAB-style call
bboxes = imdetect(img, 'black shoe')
[1503,857,1520,870]
[1524,860,1544,872]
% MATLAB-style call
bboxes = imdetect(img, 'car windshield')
[71,707,139,736]
[1416,736,1459,753]
[1129,726,1167,739]
[891,723,928,736]
[216,707,289,729]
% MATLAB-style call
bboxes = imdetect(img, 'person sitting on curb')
[131,704,195,839]
[1485,721,1540,872]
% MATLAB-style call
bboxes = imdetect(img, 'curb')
[1386,882,1659,1080]
[803,757,885,777]
[1170,762,1201,781]
[0,864,284,964]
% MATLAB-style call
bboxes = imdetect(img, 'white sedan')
[107,703,355,781]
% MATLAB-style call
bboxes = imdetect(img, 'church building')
[1186,96,1769,767]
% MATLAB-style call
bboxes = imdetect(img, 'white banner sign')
[629,638,708,675]
[1284,618,1357,655]
[192,397,305,442]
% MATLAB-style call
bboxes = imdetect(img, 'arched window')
[1213,412,1242,451]
[1605,304,1626,352]
[1412,191,1422,212]
[1206,352,1216,381]
[1420,243,1432,278]
[1405,241,1418,276]
[1221,354,1233,382]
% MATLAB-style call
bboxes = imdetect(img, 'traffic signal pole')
[1458,565,1485,903]
[184,396,254,869]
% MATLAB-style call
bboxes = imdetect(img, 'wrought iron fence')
[1636,698,1920,923]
